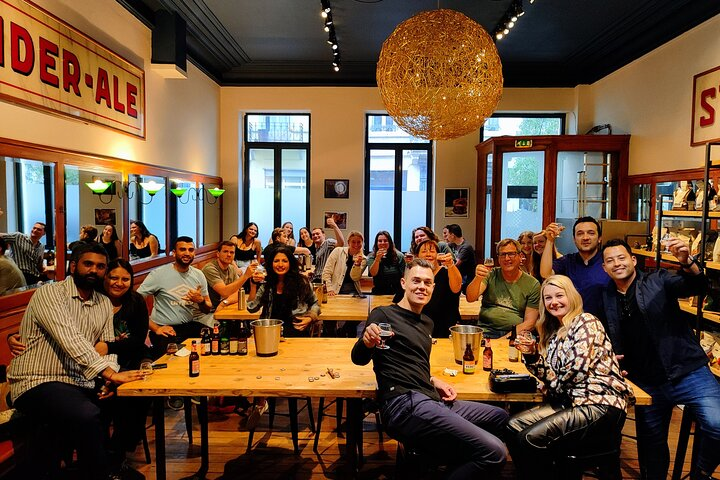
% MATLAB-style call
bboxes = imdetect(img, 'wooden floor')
[109,399,705,480]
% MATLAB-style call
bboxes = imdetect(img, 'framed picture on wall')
[324,211,347,229]
[94,208,116,225]
[444,188,469,217]
[324,179,350,198]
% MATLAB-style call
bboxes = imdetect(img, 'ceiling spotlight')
[321,10,327,18]
[324,26,330,32]
[334,65,340,72]
[507,20,515,28]
[496,32,503,40]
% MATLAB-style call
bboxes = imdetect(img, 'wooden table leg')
[153,397,166,480]
[198,397,209,478]
[289,398,299,454]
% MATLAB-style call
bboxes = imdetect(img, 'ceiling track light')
[492,0,531,42]
[319,1,341,72]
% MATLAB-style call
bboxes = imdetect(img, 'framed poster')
[324,211,347,229]
[324,179,350,198]
[94,208,116,225]
[444,188,469,217]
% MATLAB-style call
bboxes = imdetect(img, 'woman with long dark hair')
[247,245,320,337]
[507,275,633,479]
[367,230,404,295]
[99,224,122,261]
[230,222,262,268]
[129,220,159,258]
[298,227,316,259]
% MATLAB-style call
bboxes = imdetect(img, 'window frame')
[242,113,311,230]
[363,113,433,250]
[480,112,566,141]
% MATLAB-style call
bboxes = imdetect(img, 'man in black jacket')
[352,259,508,478]
[601,238,720,480]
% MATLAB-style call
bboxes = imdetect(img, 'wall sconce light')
[170,185,225,205]
[86,179,113,194]
[85,179,166,204]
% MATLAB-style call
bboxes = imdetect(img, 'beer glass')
[377,323,392,350]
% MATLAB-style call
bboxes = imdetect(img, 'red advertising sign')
[0,0,145,138]
[692,65,720,146]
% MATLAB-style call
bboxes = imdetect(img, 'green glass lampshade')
[85,180,112,194]
[170,188,188,198]
[208,187,225,198]
[139,181,165,196]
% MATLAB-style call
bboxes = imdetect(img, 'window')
[481,113,565,141]
[365,114,432,251]
[244,114,310,241]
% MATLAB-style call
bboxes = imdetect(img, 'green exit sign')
[515,139,533,148]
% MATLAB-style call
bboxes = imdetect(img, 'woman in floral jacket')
[507,274,633,479]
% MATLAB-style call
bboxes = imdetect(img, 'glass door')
[499,150,545,241]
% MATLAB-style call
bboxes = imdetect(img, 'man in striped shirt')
[0,221,46,285]
[9,243,145,479]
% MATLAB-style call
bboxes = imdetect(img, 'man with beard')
[138,236,213,358]
[8,242,145,480]
[352,259,509,478]
[539,216,608,317]
[601,238,720,480]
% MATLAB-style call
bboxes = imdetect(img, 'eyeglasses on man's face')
[498,251,519,259]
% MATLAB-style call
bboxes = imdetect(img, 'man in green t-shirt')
[466,238,540,339]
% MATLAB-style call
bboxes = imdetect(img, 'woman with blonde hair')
[506,275,633,479]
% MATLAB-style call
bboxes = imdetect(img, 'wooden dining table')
[118,337,650,480]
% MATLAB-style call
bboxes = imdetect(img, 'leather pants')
[506,402,626,479]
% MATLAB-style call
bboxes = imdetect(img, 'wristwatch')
[680,255,698,268]
[222,299,229,306]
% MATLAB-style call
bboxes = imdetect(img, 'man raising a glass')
[352,258,509,478]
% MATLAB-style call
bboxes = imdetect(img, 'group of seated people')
[4,214,720,479]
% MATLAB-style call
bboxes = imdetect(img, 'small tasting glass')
[484,258,494,268]
[166,343,179,356]
[377,323,392,350]
[140,361,153,380]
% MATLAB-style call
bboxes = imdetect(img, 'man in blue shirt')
[539,216,608,317]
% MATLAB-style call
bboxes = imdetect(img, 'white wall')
[0,0,220,175]
[581,15,720,175]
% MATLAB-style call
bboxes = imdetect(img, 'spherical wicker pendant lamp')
[376,9,504,141]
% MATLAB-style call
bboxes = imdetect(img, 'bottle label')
[483,352,493,370]
[239,339,248,355]
[191,360,200,375]
[463,360,476,374]
[202,342,211,355]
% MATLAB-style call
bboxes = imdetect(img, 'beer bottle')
[229,321,239,355]
[238,321,249,356]
[509,325,519,362]
[189,340,200,377]
[462,343,475,375]
[201,328,211,356]
[220,320,230,355]
[483,339,493,371]
[322,282,328,304]
[211,323,220,355]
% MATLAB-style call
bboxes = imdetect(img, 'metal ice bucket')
[250,319,283,357]
[449,325,483,365]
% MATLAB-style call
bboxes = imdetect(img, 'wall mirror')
[201,182,222,246]
[0,156,56,295]
[0,138,223,307]
[65,165,123,256]
[128,173,167,261]
[170,179,199,244]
